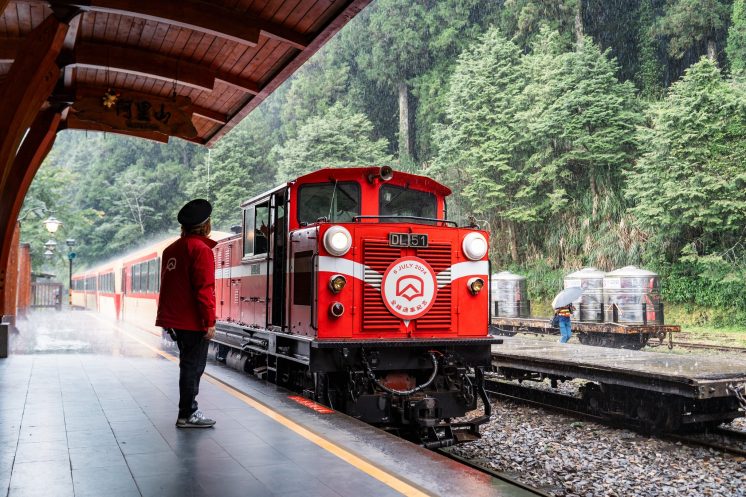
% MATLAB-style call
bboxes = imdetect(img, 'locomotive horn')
[368,166,394,183]
[379,166,394,181]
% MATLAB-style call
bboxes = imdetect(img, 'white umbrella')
[552,287,583,309]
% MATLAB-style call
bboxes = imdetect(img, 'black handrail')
[351,215,458,227]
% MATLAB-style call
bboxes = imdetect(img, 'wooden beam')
[0,109,62,316]
[44,0,309,49]
[67,42,216,92]
[0,14,68,194]
[2,40,261,95]
[191,105,227,124]
[214,71,261,95]
[62,114,170,143]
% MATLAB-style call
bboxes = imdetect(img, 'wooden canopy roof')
[0,0,370,145]
[0,0,370,317]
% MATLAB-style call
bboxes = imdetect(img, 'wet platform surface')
[1,310,530,497]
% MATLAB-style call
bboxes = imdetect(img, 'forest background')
[23,0,746,328]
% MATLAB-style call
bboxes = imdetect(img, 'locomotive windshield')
[298,182,360,224]
[379,184,437,222]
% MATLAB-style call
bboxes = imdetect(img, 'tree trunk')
[574,0,585,48]
[589,174,599,219]
[398,81,412,164]
[707,39,717,61]
[508,221,519,263]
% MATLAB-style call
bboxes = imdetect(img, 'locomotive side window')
[298,182,360,224]
[254,203,269,255]
[379,185,437,222]
[243,206,255,257]
[242,201,270,258]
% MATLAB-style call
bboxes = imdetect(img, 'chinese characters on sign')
[71,88,198,140]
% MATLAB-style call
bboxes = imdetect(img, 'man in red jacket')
[156,199,217,428]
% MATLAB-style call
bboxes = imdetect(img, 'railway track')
[483,378,746,458]
[673,342,746,353]
[435,448,555,497]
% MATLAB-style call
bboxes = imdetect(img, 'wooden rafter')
[67,42,216,92]
[3,40,262,95]
[42,0,310,49]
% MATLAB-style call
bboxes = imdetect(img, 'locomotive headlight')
[330,302,345,318]
[324,226,352,256]
[462,232,488,260]
[468,277,485,295]
[329,274,347,293]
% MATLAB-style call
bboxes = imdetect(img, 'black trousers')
[175,329,209,419]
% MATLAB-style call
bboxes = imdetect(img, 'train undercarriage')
[164,323,497,448]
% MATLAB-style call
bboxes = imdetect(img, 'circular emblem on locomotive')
[381,257,438,320]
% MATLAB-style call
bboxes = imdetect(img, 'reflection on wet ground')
[11,309,159,358]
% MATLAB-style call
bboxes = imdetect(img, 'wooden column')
[2,223,20,327]
[0,109,63,317]
[17,243,31,319]
[0,14,68,319]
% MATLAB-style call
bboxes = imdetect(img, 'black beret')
[178,199,212,227]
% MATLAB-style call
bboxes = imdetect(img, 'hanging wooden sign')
[69,88,198,140]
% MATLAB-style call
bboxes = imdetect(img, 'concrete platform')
[0,310,531,497]
[492,337,746,399]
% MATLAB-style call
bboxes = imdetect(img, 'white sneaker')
[176,410,215,428]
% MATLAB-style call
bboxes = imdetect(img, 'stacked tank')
[490,271,530,318]
[602,266,662,324]
[563,267,605,322]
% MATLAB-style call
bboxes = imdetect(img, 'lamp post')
[65,239,76,305]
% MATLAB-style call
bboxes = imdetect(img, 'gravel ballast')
[451,399,746,497]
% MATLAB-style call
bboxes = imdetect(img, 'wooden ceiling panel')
[1,0,371,144]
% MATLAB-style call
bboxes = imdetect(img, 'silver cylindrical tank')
[603,266,662,324]
[490,271,530,318]
[564,267,605,322]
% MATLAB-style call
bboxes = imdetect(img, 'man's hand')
[205,326,216,340]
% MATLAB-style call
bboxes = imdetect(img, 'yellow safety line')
[89,313,431,497]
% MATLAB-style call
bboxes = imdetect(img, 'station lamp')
[44,239,57,251]
[43,216,62,234]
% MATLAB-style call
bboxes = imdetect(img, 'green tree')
[274,104,393,182]
[657,0,730,61]
[434,28,544,263]
[727,0,746,74]
[188,119,276,230]
[636,0,665,97]
[627,58,746,258]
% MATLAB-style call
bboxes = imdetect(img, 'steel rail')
[434,448,555,497]
[484,378,746,458]
[674,342,746,353]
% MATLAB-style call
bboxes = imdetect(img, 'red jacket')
[155,234,217,332]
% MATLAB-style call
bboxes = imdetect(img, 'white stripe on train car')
[214,262,267,280]
[215,258,488,290]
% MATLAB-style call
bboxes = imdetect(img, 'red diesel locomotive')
[211,167,496,446]
[73,166,497,446]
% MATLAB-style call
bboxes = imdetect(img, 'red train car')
[211,167,497,446]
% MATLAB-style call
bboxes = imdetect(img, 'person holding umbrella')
[552,287,582,344]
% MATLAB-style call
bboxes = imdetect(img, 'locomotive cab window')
[243,200,270,259]
[298,182,360,225]
[379,185,437,223]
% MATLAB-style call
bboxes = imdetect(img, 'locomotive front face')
[287,168,490,341]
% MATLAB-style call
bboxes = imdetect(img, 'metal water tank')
[491,271,530,318]
[564,267,605,322]
[603,266,662,324]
